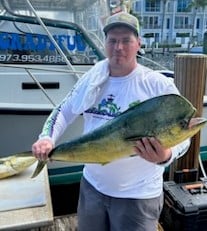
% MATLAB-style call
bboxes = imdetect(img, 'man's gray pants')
[77,177,163,231]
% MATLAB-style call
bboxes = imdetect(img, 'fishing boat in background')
[0,0,108,184]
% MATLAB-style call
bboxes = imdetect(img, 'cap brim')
[103,22,138,35]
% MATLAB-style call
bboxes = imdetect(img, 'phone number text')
[0,54,65,63]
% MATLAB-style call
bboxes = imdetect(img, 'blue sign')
[0,32,86,51]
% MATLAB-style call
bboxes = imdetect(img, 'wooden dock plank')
[30,214,78,231]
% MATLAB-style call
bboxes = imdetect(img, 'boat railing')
[137,54,170,70]
[0,63,86,74]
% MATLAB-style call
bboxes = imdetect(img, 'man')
[32,12,190,231]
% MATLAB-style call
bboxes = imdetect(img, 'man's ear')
[137,38,141,51]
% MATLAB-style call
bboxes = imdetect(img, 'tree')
[187,0,207,43]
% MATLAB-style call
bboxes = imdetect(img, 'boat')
[0,0,108,182]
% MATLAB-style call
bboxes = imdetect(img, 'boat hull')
[0,108,84,171]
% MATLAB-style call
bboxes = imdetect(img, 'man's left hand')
[134,137,172,164]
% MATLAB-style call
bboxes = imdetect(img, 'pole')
[25,0,80,79]
[169,54,207,180]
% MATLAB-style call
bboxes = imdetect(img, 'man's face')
[105,26,141,68]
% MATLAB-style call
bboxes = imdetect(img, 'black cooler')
[161,181,207,231]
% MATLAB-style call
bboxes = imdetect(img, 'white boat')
[0,0,109,182]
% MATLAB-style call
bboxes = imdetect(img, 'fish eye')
[180,119,189,129]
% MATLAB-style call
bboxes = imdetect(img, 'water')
[139,52,175,71]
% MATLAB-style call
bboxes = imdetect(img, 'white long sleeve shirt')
[39,60,190,199]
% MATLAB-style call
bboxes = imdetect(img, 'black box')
[161,181,207,231]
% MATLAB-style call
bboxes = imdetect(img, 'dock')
[31,214,78,231]
[29,214,164,231]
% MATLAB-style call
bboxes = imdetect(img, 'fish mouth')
[188,117,207,129]
[180,109,199,129]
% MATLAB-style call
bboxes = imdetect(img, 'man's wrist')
[157,155,172,165]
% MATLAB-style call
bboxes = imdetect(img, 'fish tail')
[31,160,47,178]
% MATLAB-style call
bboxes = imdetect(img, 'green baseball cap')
[103,12,139,35]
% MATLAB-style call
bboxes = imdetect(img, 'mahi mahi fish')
[0,153,36,179]
[31,94,207,178]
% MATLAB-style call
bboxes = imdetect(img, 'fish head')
[158,116,207,148]
[0,152,37,179]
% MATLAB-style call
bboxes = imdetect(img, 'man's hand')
[134,137,172,164]
[32,139,54,161]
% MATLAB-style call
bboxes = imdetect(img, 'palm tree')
[187,0,207,44]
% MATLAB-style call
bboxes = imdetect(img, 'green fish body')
[31,94,207,178]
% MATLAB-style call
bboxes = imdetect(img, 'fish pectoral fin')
[125,135,154,141]
[31,160,47,178]
[125,136,143,141]
[101,162,110,165]
[129,154,138,157]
